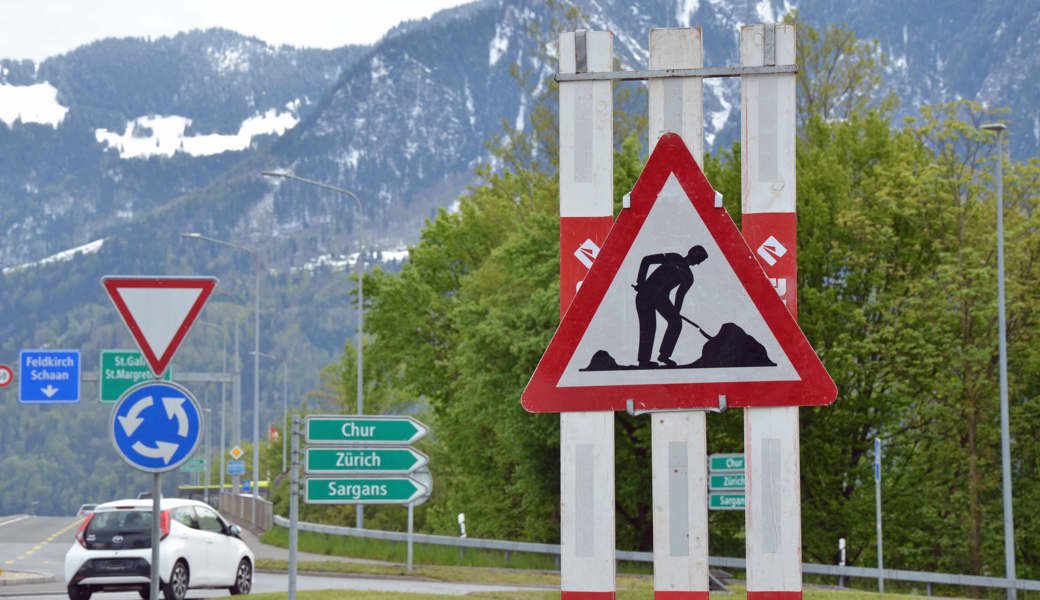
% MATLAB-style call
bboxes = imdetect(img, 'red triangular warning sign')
[102,276,218,377]
[522,133,836,412]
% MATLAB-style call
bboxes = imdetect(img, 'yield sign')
[102,276,217,376]
[522,133,836,412]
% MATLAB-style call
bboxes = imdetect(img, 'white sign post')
[740,24,803,600]
[527,24,833,600]
[558,30,616,599]
[648,27,710,600]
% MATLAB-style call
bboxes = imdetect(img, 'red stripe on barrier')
[561,592,616,599]
[747,591,802,600]
[654,590,710,600]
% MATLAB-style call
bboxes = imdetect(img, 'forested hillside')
[2,2,1038,582]
[290,20,1040,579]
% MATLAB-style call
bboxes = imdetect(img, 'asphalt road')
[0,514,550,598]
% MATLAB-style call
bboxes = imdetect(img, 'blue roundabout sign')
[111,380,203,473]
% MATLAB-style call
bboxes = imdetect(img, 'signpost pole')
[875,437,884,593]
[740,24,802,600]
[558,30,616,599]
[150,473,161,600]
[289,416,299,600]
[407,502,415,573]
[647,27,710,600]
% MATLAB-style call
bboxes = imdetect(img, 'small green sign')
[100,350,171,402]
[305,477,428,504]
[305,415,428,445]
[709,453,745,472]
[181,458,206,473]
[306,447,428,475]
[709,472,746,490]
[709,492,746,511]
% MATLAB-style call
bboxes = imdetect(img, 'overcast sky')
[1,0,473,62]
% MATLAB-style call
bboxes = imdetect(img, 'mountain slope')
[0,0,1035,516]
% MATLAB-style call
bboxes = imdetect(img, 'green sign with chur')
[708,453,745,472]
[305,477,427,504]
[305,447,428,475]
[305,416,428,445]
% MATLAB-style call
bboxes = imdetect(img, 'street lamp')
[197,320,230,495]
[182,232,263,527]
[252,351,288,473]
[981,121,1015,600]
[260,170,367,528]
[203,407,212,505]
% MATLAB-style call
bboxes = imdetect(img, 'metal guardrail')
[274,515,1040,595]
[220,492,272,532]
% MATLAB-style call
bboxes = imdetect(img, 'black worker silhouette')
[580,243,776,372]
[633,245,709,367]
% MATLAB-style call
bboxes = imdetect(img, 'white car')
[64,498,253,600]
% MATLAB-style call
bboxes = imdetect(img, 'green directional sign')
[709,453,745,473]
[180,458,206,473]
[100,350,171,402]
[709,492,746,511]
[305,477,428,504]
[306,447,428,475]
[306,415,428,445]
[709,472,746,490]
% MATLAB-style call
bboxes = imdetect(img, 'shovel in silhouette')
[680,314,715,339]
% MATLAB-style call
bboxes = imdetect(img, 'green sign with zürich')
[100,350,171,402]
[305,415,428,445]
[709,473,746,490]
[305,447,428,475]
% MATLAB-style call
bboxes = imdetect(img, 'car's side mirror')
[228,524,242,538]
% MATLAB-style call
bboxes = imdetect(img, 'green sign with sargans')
[305,477,427,504]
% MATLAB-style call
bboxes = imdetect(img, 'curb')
[0,571,56,586]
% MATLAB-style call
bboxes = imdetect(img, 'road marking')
[6,518,84,565]
[0,515,29,528]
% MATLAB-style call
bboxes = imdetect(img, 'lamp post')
[182,232,263,526]
[203,407,212,504]
[252,351,288,473]
[260,169,367,528]
[981,122,1015,600]
[197,320,230,496]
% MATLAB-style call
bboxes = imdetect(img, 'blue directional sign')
[111,380,202,473]
[19,350,80,403]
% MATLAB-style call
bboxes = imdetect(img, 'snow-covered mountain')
[0,0,1035,516]
[2,0,1035,270]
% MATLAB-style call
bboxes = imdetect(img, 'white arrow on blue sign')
[19,350,80,403]
[111,380,202,473]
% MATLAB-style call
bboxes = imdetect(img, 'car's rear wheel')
[229,558,252,595]
[67,583,92,600]
[162,560,189,600]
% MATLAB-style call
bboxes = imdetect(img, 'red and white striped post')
[558,30,617,600]
[740,24,802,600]
[647,27,710,600]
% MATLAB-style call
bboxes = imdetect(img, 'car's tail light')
[75,514,94,548]
[160,509,171,540]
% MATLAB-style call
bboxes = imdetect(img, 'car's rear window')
[84,509,153,550]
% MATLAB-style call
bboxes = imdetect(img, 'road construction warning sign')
[522,133,836,412]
